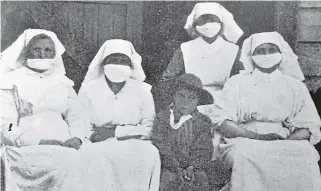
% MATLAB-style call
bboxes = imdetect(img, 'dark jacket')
[151,108,213,171]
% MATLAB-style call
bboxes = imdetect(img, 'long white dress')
[75,76,161,191]
[211,69,321,191]
[1,67,116,191]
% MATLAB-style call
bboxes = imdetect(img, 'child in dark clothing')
[151,73,214,191]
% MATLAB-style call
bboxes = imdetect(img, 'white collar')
[252,68,282,82]
[197,36,225,49]
[169,109,193,130]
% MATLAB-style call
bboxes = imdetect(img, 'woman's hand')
[258,133,284,141]
[62,137,82,149]
[19,99,33,117]
[286,128,311,141]
[90,123,117,143]
[12,85,33,117]
[39,139,63,145]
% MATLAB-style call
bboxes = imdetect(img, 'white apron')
[181,36,238,116]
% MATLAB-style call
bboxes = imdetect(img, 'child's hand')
[39,139,63,145]
[185,166,194,181]
[177,167,186,183]
[62,137,82,149]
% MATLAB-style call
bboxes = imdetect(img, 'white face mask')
[195,22,221,38]
[26,59,55,71]
[103,64,132,83]
[252,53,282,68]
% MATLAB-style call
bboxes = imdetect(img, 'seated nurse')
[212,32,321,190]
[0,28,82,148]
[156,2,244,115]
[77,39,160,191]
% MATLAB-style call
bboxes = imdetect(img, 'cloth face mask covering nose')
[196,22,221,38]
[103,64,132,83]
[27,59,55,70]
[252,53,282,68]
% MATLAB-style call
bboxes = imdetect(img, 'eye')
[254,49,264,55]
[45,48,53,52]
[175,92,185,99]
[268,47,278,54]
[33,48,41,51]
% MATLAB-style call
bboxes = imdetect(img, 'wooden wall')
[296,1,321,92]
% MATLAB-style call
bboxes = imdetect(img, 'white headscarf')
[83,39,145,83]
[0,28,66,77]
[240,31,305,81]
[184,2,243,43]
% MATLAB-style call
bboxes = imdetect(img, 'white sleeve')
[209,76,240,125]
[288,83,321,145]
[63,87,93,140]
[0,89,22,145]
[115,89,155,138]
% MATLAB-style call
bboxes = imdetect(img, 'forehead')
[175,87,197,96]
[31,38,55,48]
[105,53,130,60]
[254,43,279,51]
[196,14,220,22]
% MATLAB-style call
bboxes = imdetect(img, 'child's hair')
[171,82,199,98]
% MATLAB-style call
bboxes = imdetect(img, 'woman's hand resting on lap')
[90,123,117,143]
[258,133,284,141]
[62,137,82,149]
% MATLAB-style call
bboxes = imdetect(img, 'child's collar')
[170,104,198,123]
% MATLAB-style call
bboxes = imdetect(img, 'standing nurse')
[158,2,243,115]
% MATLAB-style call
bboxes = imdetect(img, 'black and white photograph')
[1,1,321,190]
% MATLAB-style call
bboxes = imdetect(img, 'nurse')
[77,39,160,191]
[213,31,321,190]
[157,2,244,115]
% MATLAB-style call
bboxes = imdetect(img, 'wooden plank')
[97,3,114,47]
[296,42,321,76]
[112,4,127,39]
[126,2,143,51]
[67,2,84,42]
[274,1,298,49]
[299,1,321,8]
[297,8,321,42]
[83,3,99,47]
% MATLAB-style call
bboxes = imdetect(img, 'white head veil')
[0,28,66,76]
[184,2,243,43]
[240,31,305,81]
[83,39,145,83]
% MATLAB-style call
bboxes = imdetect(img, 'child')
[152,73,213,191]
